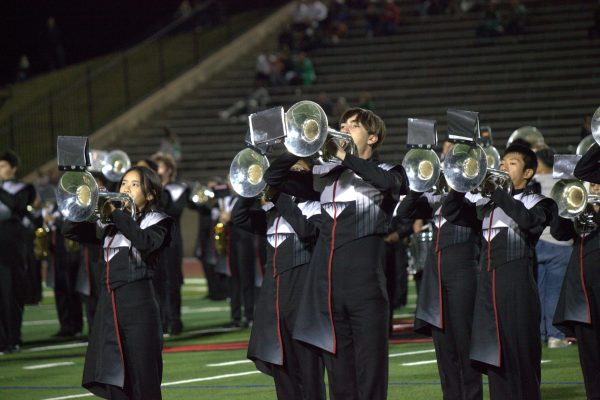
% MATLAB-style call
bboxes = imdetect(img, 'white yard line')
[41,371,261,400]
[161,370,261,386]
[40,394,93,400]
[24,362,75,370]
[392,313,415,319]
[389,349,435,358]
[207,360,253,367]
[26,342,88,352]
[23,320,59,326]
[181,306,229,314]
[401,359,438,366]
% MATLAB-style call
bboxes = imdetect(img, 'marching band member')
[63,166,171,400]
[152,152,188,335]
[264,108,407,400]
[443,144,554,400]
[0,150,36,354]
[552,182,600,400]
[396,186,483,400]
[218,182,256,328]
[232,162,325,399]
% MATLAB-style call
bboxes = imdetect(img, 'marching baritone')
[264,108,408,400]
[443,144,555,400]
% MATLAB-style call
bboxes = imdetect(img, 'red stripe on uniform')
[579,236,592,324]
[486,209,501,367]
[435,213,443,329]
[272,217,284,364]
[327,178,340,354]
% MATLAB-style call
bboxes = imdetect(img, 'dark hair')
[339,107,386,149]
[535,147,555,168]
[136,158,159,172]
[504,144,538,180]
[507,138,531,149]
[152,152,177,179]
[119,166,162,213]
[0,150,20,168]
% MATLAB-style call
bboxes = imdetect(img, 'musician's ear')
[367,133,378,146]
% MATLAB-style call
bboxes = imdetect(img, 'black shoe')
[226,320,242,329]
[242,320,254,329]
[53,329,77,337]
[169,321,183,336]
[0,344,21,355]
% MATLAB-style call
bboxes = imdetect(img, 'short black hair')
[0,150,20,168]
[535,147,555,168]
[504,144,538,179]
[508,138,531,149]
[118,166,162,212]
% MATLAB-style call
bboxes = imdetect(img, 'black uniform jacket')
[232,194,321,374]
[63,211,171,396]
[0,180,36,265]
[552,213,600,330]
[443,188,554,368]
[397,191,481,335]
[264,152,407,353]
[574,143,600,184]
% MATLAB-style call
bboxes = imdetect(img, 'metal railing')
[0,0,284,177]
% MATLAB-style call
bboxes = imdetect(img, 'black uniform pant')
[0,260,23,350]
[487,260,541,400]
[272,268,326,400]
[229,236,255,323]
[574,268,600,400]
[431,254,482,400]
[323,236,389,400]
[157,243,183,334]
[54,258,83,334]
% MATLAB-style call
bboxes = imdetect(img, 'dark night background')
[0,0,284,86]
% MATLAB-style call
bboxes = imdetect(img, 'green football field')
[0,278,588,400]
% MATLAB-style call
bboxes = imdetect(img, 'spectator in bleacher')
[255,51,286,86]
[358,91,375,111]
[293,0,329,27]
[332,96,350,123]
[16,55,30,82]
[317,91,334,117]
[176,0,192,19]
[219,85,271,122]
[46,16,66,70]
[159,127,182,163]
[295,52,316,86]
[380,0,402,36]
[588,0,600,39]
[365,0,381,38]
[476,1,504,37]
[504,0,528,35]
[325,0,350,44]
[418,0,450,16]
